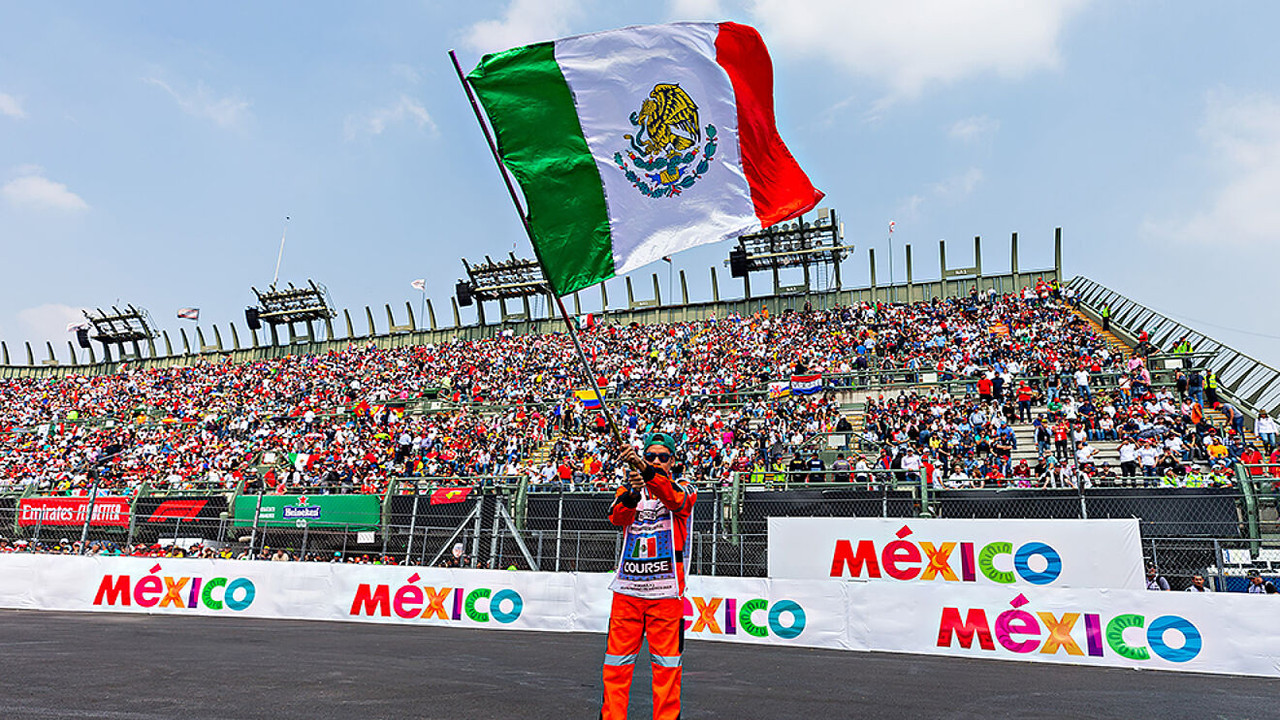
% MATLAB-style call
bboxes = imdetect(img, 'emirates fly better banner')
[19,497,132,528]
[768,518,1145,589]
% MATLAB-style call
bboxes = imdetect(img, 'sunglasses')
[644,452,673,463]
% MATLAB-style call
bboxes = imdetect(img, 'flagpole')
[887,224,894,305]
[273,216,290,286]
[448,49,634,457]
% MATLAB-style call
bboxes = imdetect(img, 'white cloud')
[749,0,1089,99]
[391,64,422,84]
[344,95,437,140]
[0,92,25,119]
[1147,90,1280,247]
[669,0,725,21]
[815,95,858,127]
[948,115,1000,143]
[894,167,983,221]
[464,0,583,52]
[931,167,984,200]
[17,304,88,347]
[144,77,251,129]
[2,170,89,213]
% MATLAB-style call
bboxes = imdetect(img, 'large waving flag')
[468,22,823,296]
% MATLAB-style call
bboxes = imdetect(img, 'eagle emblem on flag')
[613,83,718,198]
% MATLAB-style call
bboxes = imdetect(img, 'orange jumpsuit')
[600,467,696,720]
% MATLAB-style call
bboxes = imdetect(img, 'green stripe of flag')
[468,43,615,296]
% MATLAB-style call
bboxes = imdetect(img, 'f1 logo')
[147,499,208,523]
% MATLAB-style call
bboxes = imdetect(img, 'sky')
[3,1,1280,367]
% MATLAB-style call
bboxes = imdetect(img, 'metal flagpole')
[273,216,290,285]
[448,49,633,454]
[887,221,895,304]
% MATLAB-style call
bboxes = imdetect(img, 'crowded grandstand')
[2,273,1275,591]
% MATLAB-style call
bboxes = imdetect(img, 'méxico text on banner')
[847,583,1280,678]
[1,557,1278,677]
[19,497,132,528]
[768,518,1145,589]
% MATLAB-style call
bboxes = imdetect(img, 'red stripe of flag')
[715,22,824,227]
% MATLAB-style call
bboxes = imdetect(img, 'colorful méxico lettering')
[349,572,523,624]
[936,592,1201,663]
[92,564,256,612]
[682,595,806,639]
[830,524,1063,585]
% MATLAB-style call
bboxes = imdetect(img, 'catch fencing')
[6,465,1278,590]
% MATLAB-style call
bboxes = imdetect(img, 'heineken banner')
[232,495,380,531]
[768,517,1145,590]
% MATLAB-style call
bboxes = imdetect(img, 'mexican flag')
[575,313,595,330]
[468,22,823,296]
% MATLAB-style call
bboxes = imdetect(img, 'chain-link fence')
[5,467,1278,590]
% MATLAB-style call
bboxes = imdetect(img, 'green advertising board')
[233,495,381,531]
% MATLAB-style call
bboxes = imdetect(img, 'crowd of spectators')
[0,278,1267,500]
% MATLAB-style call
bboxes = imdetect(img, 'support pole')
[905,244,914,303]
[1054,227,1063,280]
[939,240,948,298]
[868,248,878,293]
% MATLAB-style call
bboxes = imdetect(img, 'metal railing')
[1071,275,1280,422]
[6,461,1279,588]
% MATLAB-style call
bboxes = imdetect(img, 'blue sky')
[3,1,1280,366]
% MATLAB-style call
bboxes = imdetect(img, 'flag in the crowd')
[990,323,1010,337]
[576,389,604,410]
[888,221,895,234]
[767,381,791,399]
[177,308,200,321]
[790,373,823,395]
[468,22,823,296]
[575,313,595,330]
[286,452,311,470]
[411,279,426,291]
[430,487,473,505]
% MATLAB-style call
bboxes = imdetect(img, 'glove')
[615,485,641,509]
[640,464,663,483]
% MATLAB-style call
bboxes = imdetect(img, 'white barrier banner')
[0,555,577,632]
[573,574,850,650]
[0,556,844,648]
[848,582,1280,678]
[769,517,1144,589]
[3,556,1277,677]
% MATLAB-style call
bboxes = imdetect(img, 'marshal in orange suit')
[600,432,696,720]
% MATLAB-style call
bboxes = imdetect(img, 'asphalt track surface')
[1,611,1277,720]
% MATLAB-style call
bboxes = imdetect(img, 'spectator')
[1146,566,1170,591]
[1255,411,1277,452]
[1184,574,1212,592]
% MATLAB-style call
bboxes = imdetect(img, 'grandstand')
[2,228,1279,593]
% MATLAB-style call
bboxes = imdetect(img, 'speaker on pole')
[455,281,474,308]
[76,328,91,349]
[244,307,262,331]
[729,248,749,278]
